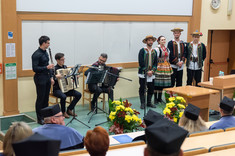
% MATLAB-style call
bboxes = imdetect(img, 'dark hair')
[100,53,108,59]
[221,108,233,115]
[39,36,50,46]
[157,35,165,44]
[146,145,180,156]
[55,53,64,60]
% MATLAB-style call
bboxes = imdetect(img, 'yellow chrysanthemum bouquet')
[108,99,144,134]
[163,94,187,124]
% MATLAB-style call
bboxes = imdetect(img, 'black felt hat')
[13,132,61,156]
[220,96,235,112]
[41,104,61,118]
[184,104,200,121]
[145,118,188,155]
[144,110,164,127]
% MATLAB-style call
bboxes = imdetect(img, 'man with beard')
[185,31,206,86]
[167,28,186,88]
[138,35,158,109]
[85,53,116,111]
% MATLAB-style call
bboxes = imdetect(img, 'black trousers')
[53,89,82,113]
[88,84,113,109]
[34,74,51,121]
[171,68,183,87]
[187,68,202,86]
[139,78,154,96]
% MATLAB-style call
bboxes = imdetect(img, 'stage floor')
[3,96,221,137]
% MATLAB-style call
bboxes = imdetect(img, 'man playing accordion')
[85,53,119,111]
[53,53,82,118]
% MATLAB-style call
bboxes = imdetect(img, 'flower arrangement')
[108,99,144,134]
[163,96,186,124]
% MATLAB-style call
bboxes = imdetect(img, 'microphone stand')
[66,65,90,128]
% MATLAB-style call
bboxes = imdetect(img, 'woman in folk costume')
[154,36,173,104]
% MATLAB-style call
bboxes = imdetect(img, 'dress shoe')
[67,109,77,117]
[147,104,156,108]
[63,112,70,118]
[140,104,145,109]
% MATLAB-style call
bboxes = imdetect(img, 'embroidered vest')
[186,43,203,68]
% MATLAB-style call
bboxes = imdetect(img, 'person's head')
[158,36,166,46]
[179,104,207,133]
[55,53,65,66]
[39,36,50,50]
[171,28,183,40]
[98,53,108,65]
[41,104,65,126]
[3,122,33,156]
[143,35,157,48]
[144,110,164,127]
[12,133,61,156]
[219,96,235,116]
[84,126,109,156]
[144,118,188,156]
[191,31,202,44]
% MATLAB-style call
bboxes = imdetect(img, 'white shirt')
[188,41,201,70]
[170,39,184,71]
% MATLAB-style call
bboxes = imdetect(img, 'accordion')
[102,66,120,88]
[56,68,78,93]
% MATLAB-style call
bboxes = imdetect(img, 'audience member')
[84,126,109,156]
[12,133,60,156]
[132,109,163,143]
[33,104,84,151]
[210,96,235,130]
[144,118,188,156]
[3,122,33,156]
[179,104,207,133]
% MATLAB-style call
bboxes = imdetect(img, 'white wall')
[17,0,193,16]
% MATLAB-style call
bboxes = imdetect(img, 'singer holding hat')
[53,53,82,118]
[32,36,54,125]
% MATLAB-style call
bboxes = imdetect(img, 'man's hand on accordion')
[56,73,63,79]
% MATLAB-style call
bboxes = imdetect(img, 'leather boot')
[140,95,145,109]
[157,92,163,103]
[154,92,158,104]
[147,94,156,108]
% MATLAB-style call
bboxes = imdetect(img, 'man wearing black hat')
[33,104,84,151]
[144,118,188,156]
[209,96,235,130]
[13,133,61,156]
[132,110,163,143]
[138,35,158,109]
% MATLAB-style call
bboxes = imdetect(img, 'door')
[209,30,230,78]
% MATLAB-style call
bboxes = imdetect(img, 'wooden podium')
[199,75,235,111]
[164,86,219,121]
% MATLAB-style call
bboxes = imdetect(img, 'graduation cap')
[220,96,235,112]
[41,104,61,118]
[145,118,188,155]
[144,110,164,127]
[184,104,200,121]
[13,132,61,156]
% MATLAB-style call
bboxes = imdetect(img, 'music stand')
[66,65,90,128]
[86,71,109,123]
